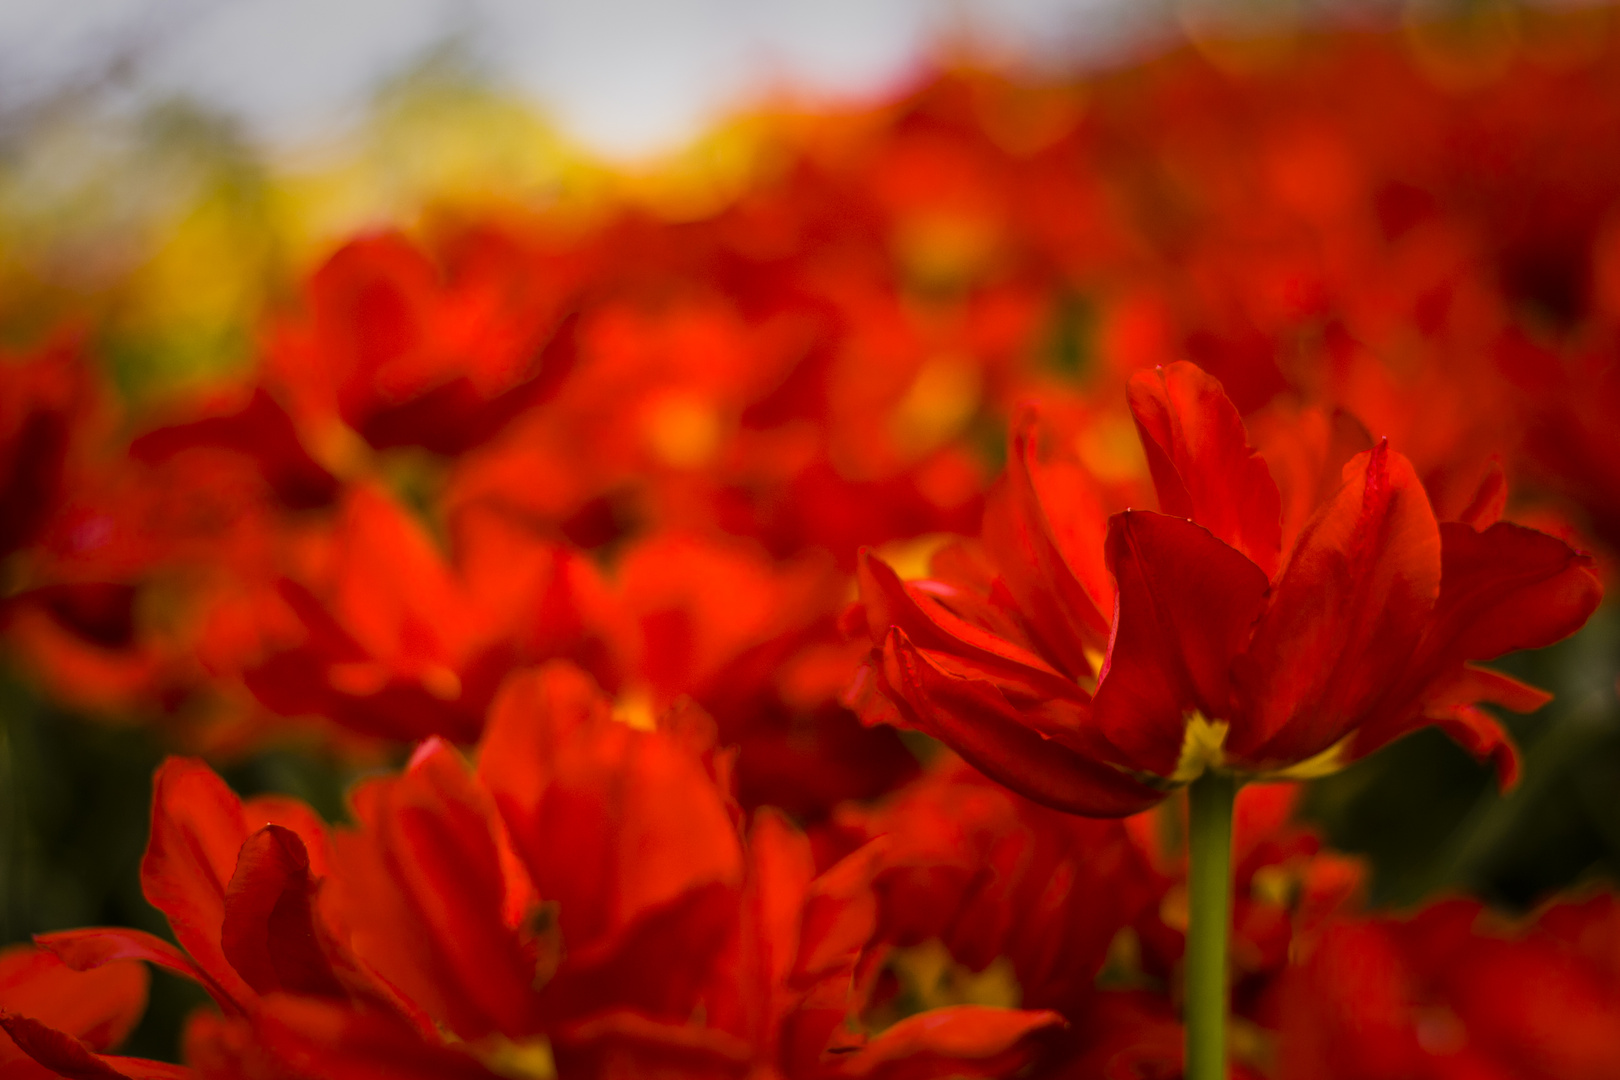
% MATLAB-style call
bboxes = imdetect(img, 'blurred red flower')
[14,665,1061,1080]
[1277,893,1620,1080]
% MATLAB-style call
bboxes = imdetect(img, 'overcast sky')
[0,0,1167,159]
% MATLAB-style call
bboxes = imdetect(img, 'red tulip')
[851,361,1601,815]
[4,758,389,1079]
[831,753,1159,1016]
[32,757,392,1019]
[605,530,919,817]
[29,666,1062,1080]
[237,488,618,743]
[554,804,1064,1080]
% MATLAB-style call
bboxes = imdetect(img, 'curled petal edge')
[878,628,1162,818]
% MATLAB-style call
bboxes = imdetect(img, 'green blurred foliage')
[0,669,206,1060]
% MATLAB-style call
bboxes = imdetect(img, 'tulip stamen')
[1172,713,1231,785]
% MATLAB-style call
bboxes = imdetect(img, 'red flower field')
[4,9,1620,1078]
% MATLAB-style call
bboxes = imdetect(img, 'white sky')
[0,0,1166,159]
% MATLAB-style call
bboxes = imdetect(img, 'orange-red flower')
[1276,893,1620,1080]
[602,531,918,816]
[231,489,619,744]
[829,752,1159,1017]
[547,801,1064,1080]
[30,664,1062,1080]
[264,231,582,458]
[851,361,1601,816]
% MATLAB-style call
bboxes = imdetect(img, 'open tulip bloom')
[850,361,1603,1078]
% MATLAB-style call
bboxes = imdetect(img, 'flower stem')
[1185,769,1236,1080]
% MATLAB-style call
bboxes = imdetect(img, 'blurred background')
[4,0,1619,1065]
[1,0,1169,156]
[0,0,1174,396]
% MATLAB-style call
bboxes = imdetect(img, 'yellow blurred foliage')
[0,58,790,401]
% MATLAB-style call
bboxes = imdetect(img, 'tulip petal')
[337,739,539,1040]
[93,1059,193,1080]
[478,665,747,1026]
[1456,463,1507,529]
[856,551,1084,704]
[1431,705,1520,789]
[0,1012,191,1079]
[549,1009,753,1077]
[879,629,1163,817]
[33,930,212,997]
[1425,521,1602,665]
[0,944,147,1055]
[729,808,817,1041]
[1092,511,1270,777]
[1434,665,1553,714]
[476,661,606,836]
[1334,521,1600,785]
[184,999,497,1080]
[548,881,740,1022]
[980,418,1112,676]
[1234,443,1442,765]
[838,1005,1064,1080]
[1127,362,1282,577]
[136,760,336,1011]
[138,760,256,1008]
[220,826,347,998]
[1248,403,1373,556]
[1347,665,1547,792]
[527,718,745,976]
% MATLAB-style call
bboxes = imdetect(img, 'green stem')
[1185,769,1237,1080]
